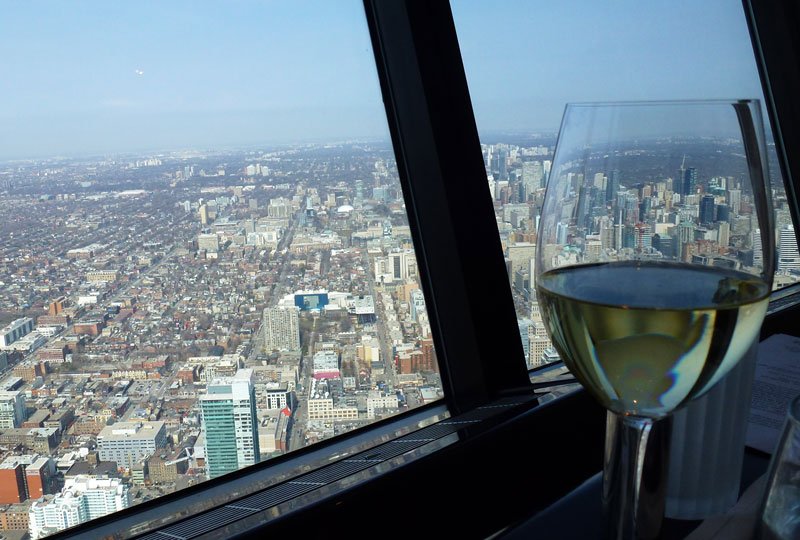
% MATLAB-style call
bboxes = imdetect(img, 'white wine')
[536,261,769,418]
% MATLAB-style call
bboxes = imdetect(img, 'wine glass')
[534,100,775,539]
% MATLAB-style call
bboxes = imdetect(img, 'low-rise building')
[97,421,167,469]
[0,501,32,531]
[0,318,34,349]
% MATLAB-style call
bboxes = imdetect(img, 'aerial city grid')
[0,134,797,538]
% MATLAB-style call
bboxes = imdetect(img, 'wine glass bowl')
[536,260,770,419]
[534,100,775,539]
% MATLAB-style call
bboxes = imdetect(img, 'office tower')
[542,160,552,187]
[556,222,568,245]
[28,476,131,540]
[0,461,27,504]
[0,391,25,429]
[197,233,220,252]
[506,243,536,281]
[682,167,698,197]
[263,306,301,352]
[410,289,427,322]
[634,223,652,251]
[716,203,730,223]
[97,421,168,469]
[420,338,437,373]
[606,169,620,203]
[387,249,417,281]
[199,203,209,225]
[200,369,260,479]
[699,195,716,224]
[25,457,56,500]
[593,172,606,189]
[517,319,533,365]
[267,197,293,218]
[717,222,731,247]
[639,197,652,218]
[752,228,763,267]
[623,194,639,225]
[727,189,741,214]
[522,161,543,197]
[529,322,553,369]
[494,147,508,180]
[575,186,589,229]
[778,224,800,273]
[599,217,614,250]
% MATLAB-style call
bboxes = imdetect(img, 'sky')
[0,1,766,160]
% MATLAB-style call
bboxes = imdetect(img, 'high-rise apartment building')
[752,228,763,267]
[0,391,25,429]
[262,306,300,352]
[267,197,293,218]
[200,369,260,479]
[28,476,131,540]
[778,224,800,273]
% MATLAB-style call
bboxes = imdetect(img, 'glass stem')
[603,412,672,540]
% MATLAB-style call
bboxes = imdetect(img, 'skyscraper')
[699,194,716,224]
[517,318,533,365]
[200,369,260,479]
[605,169,620,203]
[778,224,800,273]
[682,167,697,197]
[727,188,742,214]
[263,306,301,352]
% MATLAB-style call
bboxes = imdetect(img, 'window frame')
[49,0,800,538]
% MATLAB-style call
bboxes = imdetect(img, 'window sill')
[53,389,605,540]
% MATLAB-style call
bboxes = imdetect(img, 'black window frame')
[47,0,800,539]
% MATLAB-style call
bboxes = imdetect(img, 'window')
[451,0,799,379]
[1,1,798,539]
[0,2,448,537]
